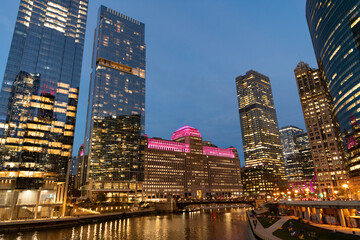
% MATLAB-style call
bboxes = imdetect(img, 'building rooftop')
[171,125,202,140]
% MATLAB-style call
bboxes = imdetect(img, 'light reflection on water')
[0,207,255,240]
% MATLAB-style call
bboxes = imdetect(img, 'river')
[0,207,256,240]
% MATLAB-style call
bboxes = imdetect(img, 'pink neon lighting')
[347,136,357,150]
[288,180,315,193]
[203,146,235,158]
[171,125,201,140]
[148,138,190,153]
[310,180,314,193]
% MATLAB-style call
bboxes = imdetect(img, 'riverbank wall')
[0,209,155,233]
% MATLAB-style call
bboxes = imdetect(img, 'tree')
[96,192,107,203]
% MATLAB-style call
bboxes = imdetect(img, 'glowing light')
[203,146,235,158]
[171,125,201,140]
[148,138,190,153]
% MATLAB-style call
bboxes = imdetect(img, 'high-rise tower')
[294,62,347,195]
[306,0,360,197]
[0,0,88,220]
[280,125,304,178]
[236,70,286,195]
[84,6,145,201]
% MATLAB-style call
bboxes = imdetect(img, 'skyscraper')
[294,62,347,195]
[0,0,88,220]
[286,132,317,194]
[280,125,304,178]
[84,6,145,201]
[236,70,287,196]
[306,0,360,196]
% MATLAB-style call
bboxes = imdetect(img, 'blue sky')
[0,0,316,166]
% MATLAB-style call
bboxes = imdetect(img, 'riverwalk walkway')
[280,215,360,236]
[247,210,281,240]
[0,209,155,233]
[309,219,360,236]
[248,211,360,239]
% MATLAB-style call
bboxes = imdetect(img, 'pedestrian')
[254,222,257,229]
[353,231,356,235]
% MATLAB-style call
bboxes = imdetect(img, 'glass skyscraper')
[236,70,287,196]
[306,0,360,197]
[84,6,145,201]
[279,125,304,178]
[0,0,88,220]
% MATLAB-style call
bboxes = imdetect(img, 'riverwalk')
[247,211,360,239]
[308,219,360,236]
[247,210,281,240]
[0,209,155,233]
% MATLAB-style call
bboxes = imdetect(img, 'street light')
[342,184,351,199]
[305,188,310,198]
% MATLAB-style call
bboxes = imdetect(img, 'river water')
[0,207,256,240]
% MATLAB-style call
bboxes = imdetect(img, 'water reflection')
[0,208,255,240]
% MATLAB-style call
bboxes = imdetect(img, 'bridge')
[175,200,255,210]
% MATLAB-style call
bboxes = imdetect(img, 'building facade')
[144,126,242,200]
[287,132,317,195]
[280,125,304,178]
[0,0,88,220]
[84,6,145,202]
[236,70,287,196]
[306,0,360,198]
[75,144,86,190]
[294,62,347,196]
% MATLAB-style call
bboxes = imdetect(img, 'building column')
[56,184,60,203]
[9,190,18,221]
[59,184,65,203]
[337,209,346,227]
[34,190,41,219]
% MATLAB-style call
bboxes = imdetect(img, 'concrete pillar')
[34,190,41,219]
[316,208,323,223]
[306,207,311,221]
[337,209,346,227]
[294,207,298,217]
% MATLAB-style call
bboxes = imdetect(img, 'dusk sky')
[0,0,316,166]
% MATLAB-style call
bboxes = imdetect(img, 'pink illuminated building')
[144,126,242,200]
